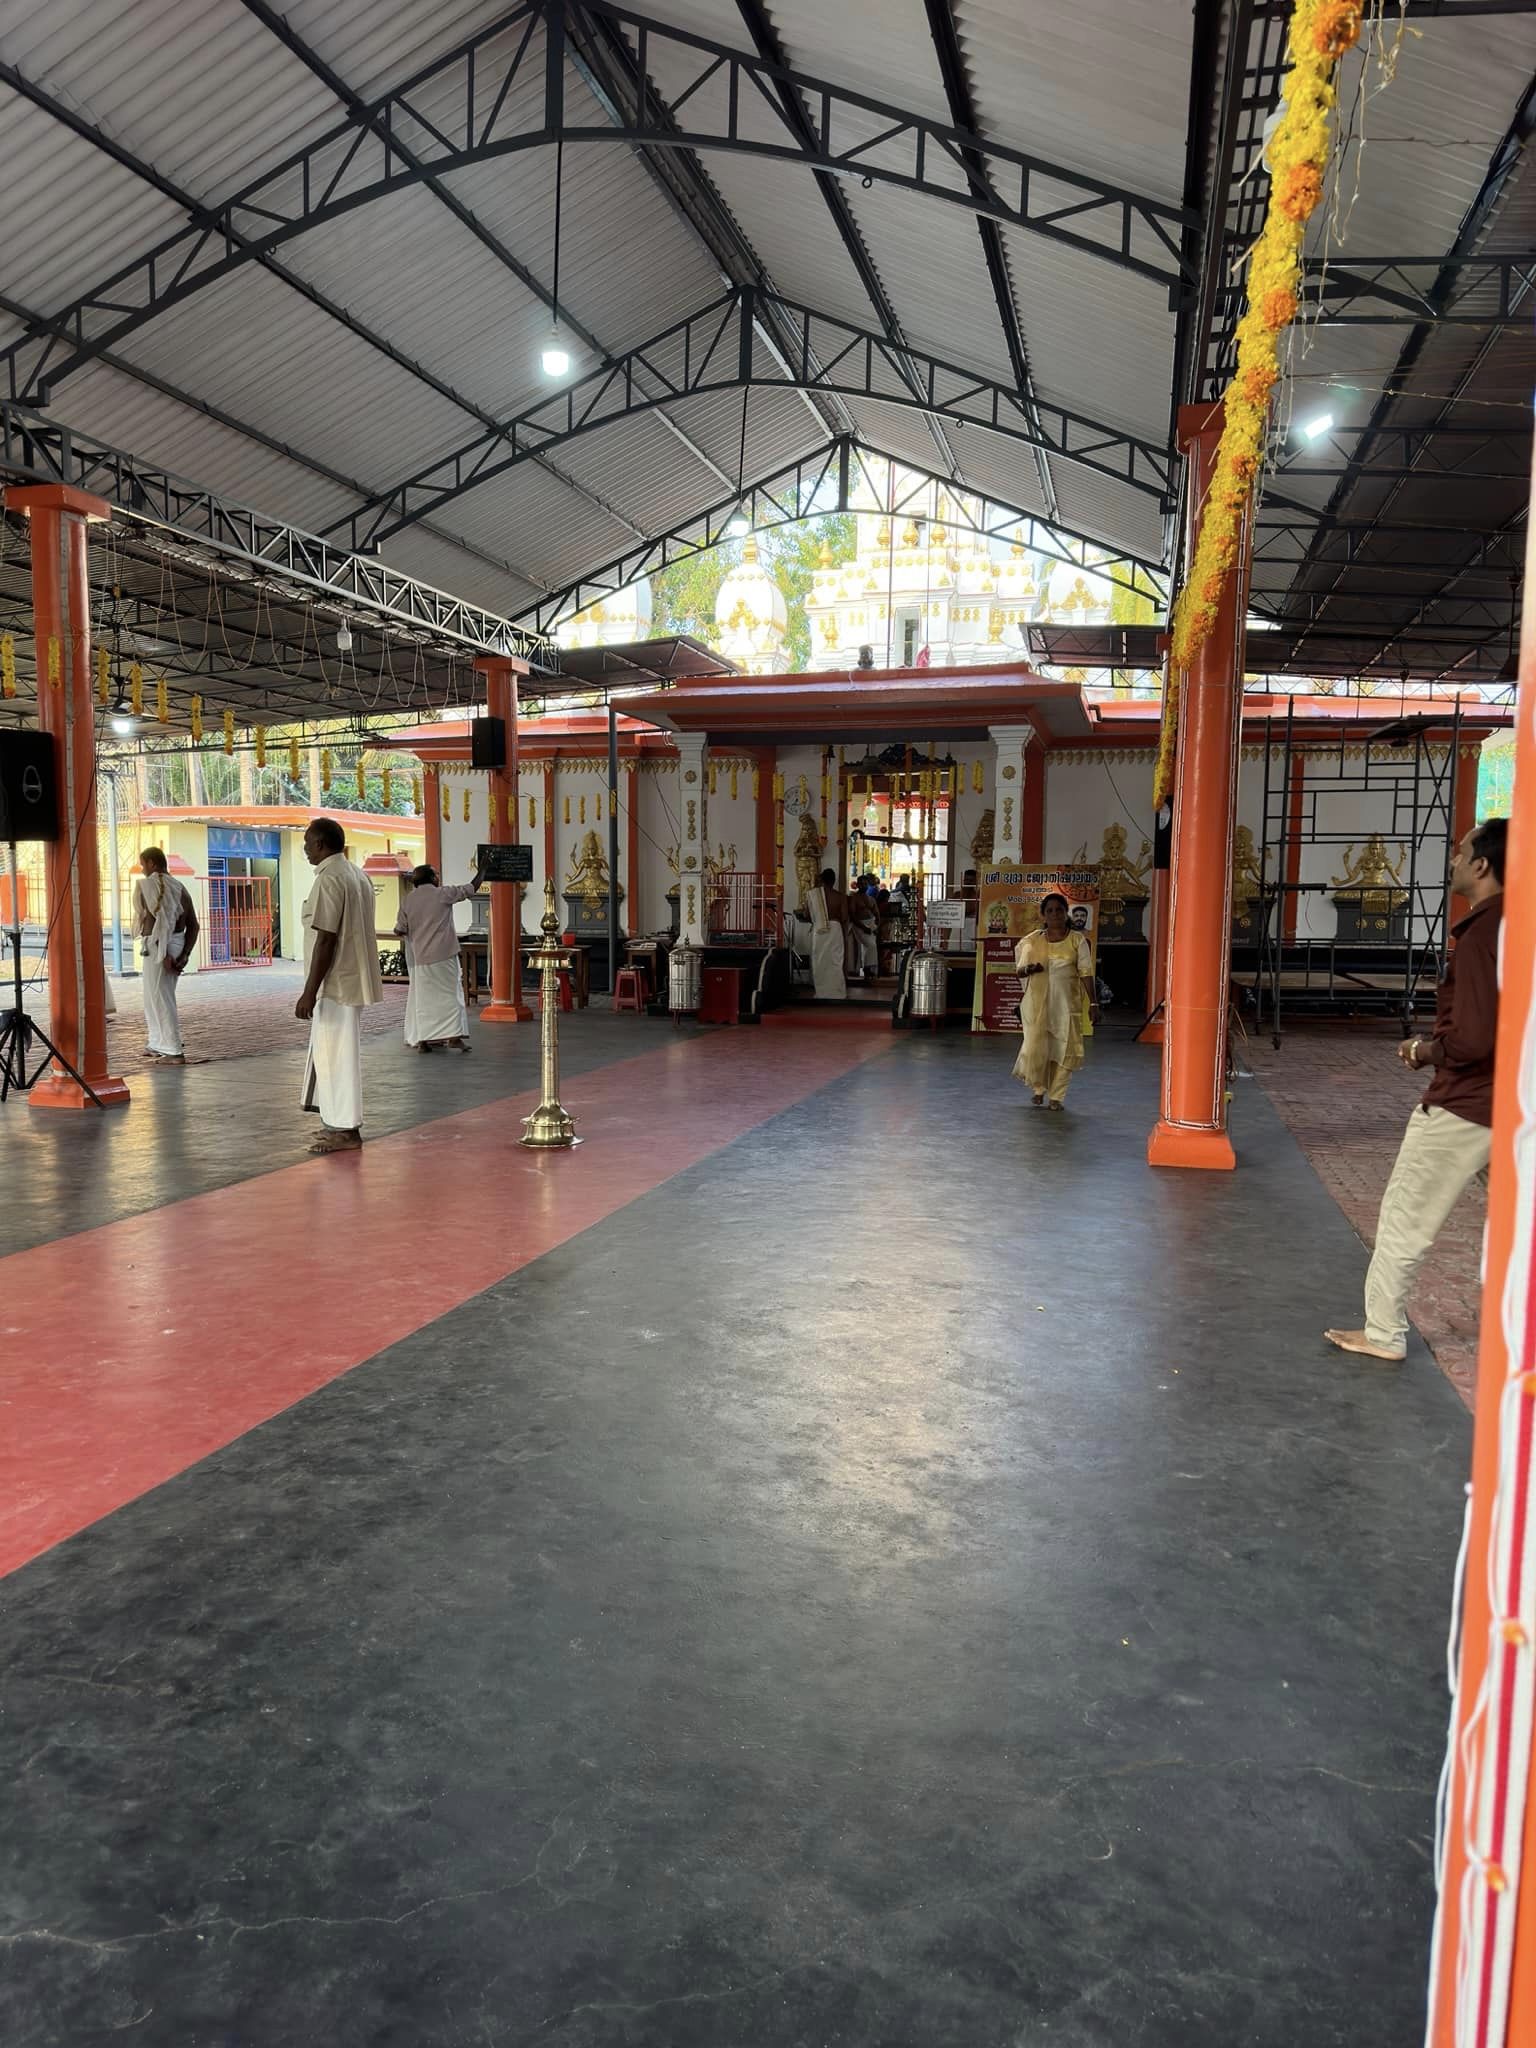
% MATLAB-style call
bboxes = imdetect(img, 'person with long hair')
[1012,892,1097,1110]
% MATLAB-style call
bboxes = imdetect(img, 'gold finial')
[742,532,759,563]
[901,520,919,548]
[876,519,891,547]
[818,537,833,568]
[1011,525,1025,557]
[541,876,559,937]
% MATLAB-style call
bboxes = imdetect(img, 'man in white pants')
[296,818,384,1156]
[133,847,199,1063]
[1326,817,1506,1363]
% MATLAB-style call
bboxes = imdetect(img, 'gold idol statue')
[564,829,623,919]
[969,809,995,868]
[793,812,825,912]
[1096,823,1150,931]
[1231,826,1264,926]
[1330,834,1407,923]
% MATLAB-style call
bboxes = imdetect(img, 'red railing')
[204,876,274,967]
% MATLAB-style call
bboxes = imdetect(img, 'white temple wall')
[1293,747,1451,945]
[637,762,681,934]
[1044,752,1157,866]
[949,741,995,878]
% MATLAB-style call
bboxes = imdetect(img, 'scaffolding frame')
[1250,698,1462,1047]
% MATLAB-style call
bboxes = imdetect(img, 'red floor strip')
[0,1030,888,1577]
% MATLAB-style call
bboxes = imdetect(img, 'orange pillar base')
[1136,1014,1165,1046]
[31,1071,131,1111]
[1147,1120,1235,1171]
[480,999,533,1025]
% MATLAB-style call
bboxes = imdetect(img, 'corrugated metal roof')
[0,0,334,198]
[0,0,1529,685]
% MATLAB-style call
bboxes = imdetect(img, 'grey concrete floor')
[0,1023,1466,2045]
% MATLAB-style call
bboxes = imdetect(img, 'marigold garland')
[1154,0,1361,808]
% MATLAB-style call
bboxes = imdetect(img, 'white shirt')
[302,854,384,1007]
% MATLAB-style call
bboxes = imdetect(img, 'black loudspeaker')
[1152,799,1173,872]
[470,715,506,770]
[0,730,59,843]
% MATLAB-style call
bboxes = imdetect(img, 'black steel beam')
[324,288,1175,551]
[0,402,546,659]
[1281,73,1536,670]
[564,7,851,450]
[734,0,960,481]
[918,0,1055,515]
[513,436,1169,636]
[236,0,735,497]
[0,0,1194,405]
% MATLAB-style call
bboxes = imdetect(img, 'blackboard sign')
[477,842,533,883]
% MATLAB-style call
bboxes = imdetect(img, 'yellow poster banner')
[971,864,1101,1032]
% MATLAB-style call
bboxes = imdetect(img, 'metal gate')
[204,875,274,966]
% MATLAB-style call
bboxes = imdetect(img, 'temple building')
[804,469,1118,671]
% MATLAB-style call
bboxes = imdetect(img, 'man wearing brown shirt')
[1326,817,1506,1363]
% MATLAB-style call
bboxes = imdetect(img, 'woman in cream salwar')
[1013,892,1097,1109]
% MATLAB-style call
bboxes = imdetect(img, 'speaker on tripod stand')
[0,729,103,1107]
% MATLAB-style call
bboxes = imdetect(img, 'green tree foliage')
[647,514,858,671]
[760,514,857,671]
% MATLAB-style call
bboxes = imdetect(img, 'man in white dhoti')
[846,877,879,981]
[394,861,482,1052]
[806,868,847,1001]
[132,847,199,1063]
[296,818,384,1155]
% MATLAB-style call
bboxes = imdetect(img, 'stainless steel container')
[909,950,948,1019]
[668,944,703,1015]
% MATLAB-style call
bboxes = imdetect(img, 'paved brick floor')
[22,962,408,1079]
[1242,1021,1484,1408]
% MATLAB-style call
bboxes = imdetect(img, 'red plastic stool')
[614,966,648,1014]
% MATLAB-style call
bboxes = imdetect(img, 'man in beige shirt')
[296,818,385,1154]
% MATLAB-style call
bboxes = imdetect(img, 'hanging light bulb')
[109,690,138,737]
[540,333,572,378]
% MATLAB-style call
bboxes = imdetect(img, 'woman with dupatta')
[1012,891,1097,1110]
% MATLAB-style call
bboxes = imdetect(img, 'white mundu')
[133,870,191,1058]
[807,885,846,1001]
[301,853,384,1130]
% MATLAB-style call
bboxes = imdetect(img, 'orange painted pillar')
[753,746,776,882]
[1147,402,1247,1171]
[1020,739,1046,862]
[5,483,129,1109]
[477,654,531,1023]
[1426,469,1536,2048]
[422,763,442,876]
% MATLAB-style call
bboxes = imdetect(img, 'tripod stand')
[0,840,104,1107]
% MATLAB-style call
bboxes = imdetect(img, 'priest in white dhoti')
[132,847,199,1062]
[806,868,847,1001]
[296,818,385,1155]
[394,861,482,1052]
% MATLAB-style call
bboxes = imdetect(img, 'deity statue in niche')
[969,809,995,867]
[1096,822,1152,938]
[793,812,825,911]
[564,829,623,920]
[1331,833,1409,940]
[1231,826,1265,935]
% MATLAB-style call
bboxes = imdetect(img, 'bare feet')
[309,1126,362,1156]
[1032,1092,1045,1108]
[1324,1328,1405,1363]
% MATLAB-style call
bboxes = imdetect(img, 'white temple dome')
[713,534,789,672]
[557,578,653,649]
